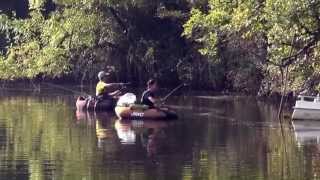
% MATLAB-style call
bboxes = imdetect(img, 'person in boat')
[141,79,164,109]
[115,79,177,119]
[96,71,125,100]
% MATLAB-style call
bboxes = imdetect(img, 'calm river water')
[0,86,318,180]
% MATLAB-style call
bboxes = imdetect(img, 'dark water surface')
[0,87,317,180]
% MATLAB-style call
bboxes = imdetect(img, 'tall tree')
[183,0,320,93]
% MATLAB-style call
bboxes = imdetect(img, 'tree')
[183,0,320,94]
[0,0,102,80]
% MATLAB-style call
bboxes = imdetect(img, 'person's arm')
[148,96,165,106]
[104,83,123,89]
[148,96,168,110]
[109,90,121,96]
[148,96,158,104]
[102,83,124,94]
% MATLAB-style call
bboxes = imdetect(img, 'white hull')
[292,95,320,120]
[292,108,320,120]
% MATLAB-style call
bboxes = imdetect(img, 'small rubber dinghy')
[115,93,178,120]
[76,96,116,111]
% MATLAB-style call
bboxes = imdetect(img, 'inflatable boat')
[76,96,116,111]
[115,106,178,119]
[115,93,178,120]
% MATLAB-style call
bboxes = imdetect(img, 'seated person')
[96,71,124,100]
[141,79,163,109]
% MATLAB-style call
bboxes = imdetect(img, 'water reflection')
[76,110,176,159]
[114,120,136,145]
[0,90,320,180]
[76,111,120,153]
[293,120,320,145]
[115,119,173,159]
[292,120,320,179]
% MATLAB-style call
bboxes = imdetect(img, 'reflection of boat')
[115,106,178,120]
[293,120,320,145]
[75,110,115,123]
[114,120,136,144]
[75,110,120,151]
[76,96,116,111]
[292,95,320,120]
[75,110,97,126]
[95,116,120,151]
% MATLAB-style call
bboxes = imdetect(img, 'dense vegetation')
[0,0,320,96]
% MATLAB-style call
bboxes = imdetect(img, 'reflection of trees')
[179,96,306,180]
[303,145,320,178]
[0,96,98,180]
[0,94,317,180]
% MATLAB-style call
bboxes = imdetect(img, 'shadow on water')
[0,87,318,180]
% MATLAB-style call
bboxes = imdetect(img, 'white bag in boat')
[117,93,137,106]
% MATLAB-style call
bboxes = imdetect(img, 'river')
[0,85,317,180]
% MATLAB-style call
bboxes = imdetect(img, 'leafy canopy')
[183,0,320,91]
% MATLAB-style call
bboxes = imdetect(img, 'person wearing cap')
[96,71,124,100]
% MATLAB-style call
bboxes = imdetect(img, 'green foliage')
[264,0,320,92]
[183,8,224,58]
[0,1,103,80]
[183,0,264,58]
[0,0,194,88]
[183,0,320,93]
[29,0,46,10]
[6,0,320,93]
[54,0,96,7]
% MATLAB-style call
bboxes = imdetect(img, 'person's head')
[98,71,112,82]
[147,79,158,92]
[98,71,106,81]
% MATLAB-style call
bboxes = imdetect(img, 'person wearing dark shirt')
[141,79,161,109]
[140,79,177,119]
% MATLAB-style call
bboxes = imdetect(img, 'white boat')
[292,95,320,120]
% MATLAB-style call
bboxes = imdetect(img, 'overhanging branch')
[107,7,128,35]
[281,37,319,67]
